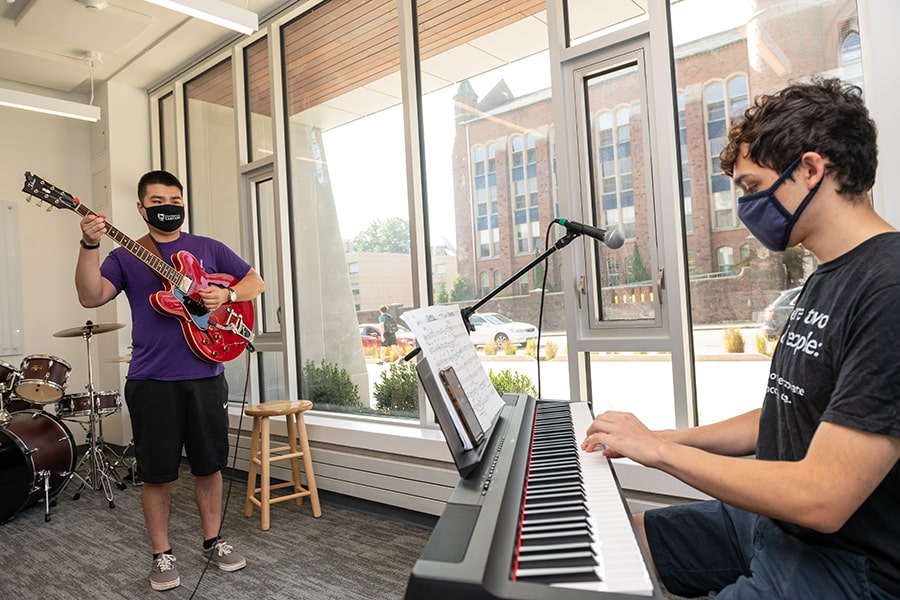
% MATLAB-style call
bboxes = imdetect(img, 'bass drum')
[0,410,75,523]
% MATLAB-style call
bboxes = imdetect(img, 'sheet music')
[402,305,504,448]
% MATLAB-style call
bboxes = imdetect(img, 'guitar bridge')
[212,308,255,343]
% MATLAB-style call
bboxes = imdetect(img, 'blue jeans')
[644,500,896,599]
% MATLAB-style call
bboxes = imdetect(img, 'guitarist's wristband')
[80,239,100,250]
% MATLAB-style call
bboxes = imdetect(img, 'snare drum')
[56,391,121,419]
[16,355,71,404]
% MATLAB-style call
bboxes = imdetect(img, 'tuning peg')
[46,204,53,212]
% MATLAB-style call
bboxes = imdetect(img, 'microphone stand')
[404,231,582,360]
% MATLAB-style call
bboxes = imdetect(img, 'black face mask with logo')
[142,203,185,232]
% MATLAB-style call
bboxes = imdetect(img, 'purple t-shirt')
[100,232,252,381]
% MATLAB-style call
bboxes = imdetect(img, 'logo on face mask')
[142,204,184,232]
[737,155,822,252]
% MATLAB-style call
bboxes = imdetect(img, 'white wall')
[0,81,151,446]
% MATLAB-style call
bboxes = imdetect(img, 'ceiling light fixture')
[144,0,258,35]
[0,87,101,122]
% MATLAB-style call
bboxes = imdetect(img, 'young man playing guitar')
[75,170,265,591]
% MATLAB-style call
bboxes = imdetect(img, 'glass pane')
[670,0,864,424]
[258,351,286,403]
[245,38,273,162]
[254,178,280,333]
[591,353,676,430]
[584,63,655,323]
[159,93,176,171]
[419,0,568,401]
[282,0,412,416]
[184,59,239,247]
[566,0,647,47]
[184,59,245,403]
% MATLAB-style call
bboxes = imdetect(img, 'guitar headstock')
[22,171,79,212]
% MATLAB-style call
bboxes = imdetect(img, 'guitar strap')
[136,233,165,262]
[136,234,169,291]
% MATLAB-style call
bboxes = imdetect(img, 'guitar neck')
[73,203,186,289]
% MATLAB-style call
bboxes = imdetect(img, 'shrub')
[483,341,497,355]
[488,368,536,397]
[755,332,775,357]
[543,340,558,360]
[723,328,745,353]
[525,339,558,360]
[502,340,517,355]
[301,359,363,408]
[373,360,419,414]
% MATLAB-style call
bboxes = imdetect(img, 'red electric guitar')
[22,172,255,363]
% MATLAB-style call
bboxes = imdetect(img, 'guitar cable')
[187,343,254,599]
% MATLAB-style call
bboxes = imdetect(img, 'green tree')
[630,244,651,283]
[435,277,449,304]
[352,217,410,253]
[449,273,472,302]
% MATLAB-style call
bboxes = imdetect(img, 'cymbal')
[53,322,125,338]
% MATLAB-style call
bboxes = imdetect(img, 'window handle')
[577,275,586,309]
[657,269,665,305]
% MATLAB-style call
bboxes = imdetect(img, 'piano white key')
[560,402,656,596]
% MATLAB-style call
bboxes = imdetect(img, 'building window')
[597,107,635,239]
[348,262,359,275]
[474,143,499,258]
[480,271,490,297]
[511,134,540,254]
[518,275,529,295]
[678,91,692,234]
[624,255,635,284]
[717,246,735,276]
[607,257,620,287]
[841,31,861,66]
[705,75,748,229]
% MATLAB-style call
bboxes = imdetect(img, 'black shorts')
[382,332,397,346]
[124,374,229,483]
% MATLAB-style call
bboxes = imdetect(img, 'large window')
[280,0,412,415]
[154,0,867,434]
[672,0,864,425]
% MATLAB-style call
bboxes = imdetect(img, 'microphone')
[554,218,625,249]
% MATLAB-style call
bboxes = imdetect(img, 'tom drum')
[15,355,71,404]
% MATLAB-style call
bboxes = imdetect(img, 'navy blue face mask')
[737,155,822,252]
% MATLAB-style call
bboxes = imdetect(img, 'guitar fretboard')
[72,201,186,289]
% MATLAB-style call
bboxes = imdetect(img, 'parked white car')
[467,312,538,346]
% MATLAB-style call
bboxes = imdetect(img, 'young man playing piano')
[582,78,900,599]
[75,170,265,591]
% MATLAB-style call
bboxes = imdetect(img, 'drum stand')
[59,324,127,508]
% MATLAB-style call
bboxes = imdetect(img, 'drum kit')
[0,321,134,524]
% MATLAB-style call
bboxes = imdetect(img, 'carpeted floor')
[0,455,433,600]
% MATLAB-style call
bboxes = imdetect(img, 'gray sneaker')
[150,553,180,591]
[202,539,247,572]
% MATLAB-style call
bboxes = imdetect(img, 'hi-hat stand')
[55,321,128,508]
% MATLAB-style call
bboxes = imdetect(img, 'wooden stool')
[244,400,322,530]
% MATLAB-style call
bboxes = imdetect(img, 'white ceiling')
[0,0,284,97]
